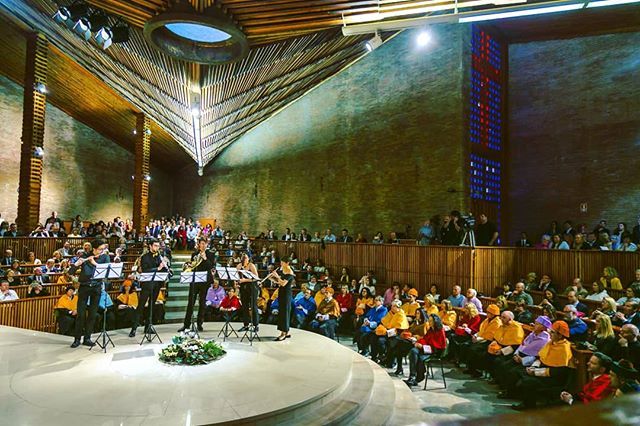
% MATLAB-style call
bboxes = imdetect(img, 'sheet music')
[215,267,240,281]
[180,271,208,283]
[139,272,170,282]
[93,263,123,279]
[239,270,259,280]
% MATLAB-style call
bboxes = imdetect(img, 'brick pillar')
[16,33,48,234]
[133,113,151,232]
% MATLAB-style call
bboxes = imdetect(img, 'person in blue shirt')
[323,229,336,243]
[294,288,317,329]
[447,285,465,308]
[418,220,434,246]
[563,304,588,341]
[357,296,388,356]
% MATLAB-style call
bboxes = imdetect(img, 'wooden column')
[133,113,151,232]
[17,33,48,233]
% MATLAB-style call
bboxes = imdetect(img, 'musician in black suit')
[130,238,168,337]
[179,237,214,332]
[70,239,110,348]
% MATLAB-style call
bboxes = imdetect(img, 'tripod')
[92,284,114,353]
[461,229,476,247]
[140,283,162,345]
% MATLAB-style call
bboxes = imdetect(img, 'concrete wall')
[175,26,470,237]
[508,32,640,241]
[0,74,172,224]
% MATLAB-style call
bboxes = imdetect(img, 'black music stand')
[138,272,169,345]
[218,267,262,345]
[91,263,122,353]
[217,310,239,341]
[180,271,208,340]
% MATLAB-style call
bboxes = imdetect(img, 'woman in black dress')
[270,256,295,341]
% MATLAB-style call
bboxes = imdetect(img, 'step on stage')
[0,324,423,425]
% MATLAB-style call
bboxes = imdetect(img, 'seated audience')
[0,249,16,266]
[27,283,50,298]
[357,271,377,295]
[460,304,502,371]
[610,359,640,397]
[429,284,441,303]
[27,268,50,286]
[495,295,509,312]
[385,308,429,375]
[562,305,588,341]
[450,303,483,364]
[403,314,447,387]
[510,321,573,410]
[617,287,640,306]
[514,300,533,325]
[115,282,138,328]
[356,296,388,357]
[541,289,562,311]
[219,288,241,321]
[423,294,439,317]
[438,299,457,330]
[549,234,569,250]
[585,281,609,302]
[0,280,18,301]
[401,288,420,321]
[383,283,401,307]
[581,314,617,357]
[613,301,640,327]
[463,288,483,313]
[294,287,317,329]
[614,324,640,368]
[339,267,350,285]
[335,284,354,322]
[523,272,538,292]
[559,352,614,405]
[370,299,410,363]
[494,316,551,391]
[54,285,77,335]
[563,277,589,298]
[600,267,623,290]
[566,290,588,316]
[537,274,555,292]
[446,285,465,308]
[466,310,524,378]
[205,279,226,320]
[591,297,618,321]
[508,281,534,306]
[310,288,341,340]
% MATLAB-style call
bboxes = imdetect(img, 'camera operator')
[475,213,499,246]
[441,211,464,245]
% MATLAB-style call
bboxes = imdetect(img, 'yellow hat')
[375,325,388,336]
[486,304,500,316]
[408,288,419,297]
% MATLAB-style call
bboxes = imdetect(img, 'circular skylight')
[165,23,231,43]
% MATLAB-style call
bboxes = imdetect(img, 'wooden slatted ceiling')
[0,16,191,171]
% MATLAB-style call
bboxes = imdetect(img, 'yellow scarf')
[538,339,572,367]
[478,316,502,340]
[381,310,410,330]
[117,291,138,308]
[494,321,525,346]
[438,310,457,328]
[55,295,77,311]
[317,298,341,317]
[401,301,420,317]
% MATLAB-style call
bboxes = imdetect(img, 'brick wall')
[0,74,172,225]
[175,26,470,237]
[508,32,640,242]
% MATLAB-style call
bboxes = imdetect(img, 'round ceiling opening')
[165,23,231,43]
[144,6,249,65]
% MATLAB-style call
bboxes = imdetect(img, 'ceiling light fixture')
[416,30,431,47]
[365,32,383,52]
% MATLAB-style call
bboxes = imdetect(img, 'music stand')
[216,267,261,344]
[91,263,122,353]
[138,272,169,345]
[180,271,208,339]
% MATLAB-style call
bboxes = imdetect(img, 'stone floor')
[338,338,516,424]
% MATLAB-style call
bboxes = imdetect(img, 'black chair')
[423,338,449,390]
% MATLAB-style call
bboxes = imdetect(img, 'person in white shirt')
[585,281,609,302]
[0,281,19,302]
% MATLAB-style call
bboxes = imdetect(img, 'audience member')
[508,282,533,305]
[610,360,640,397]
[600,267,623,290]
[614,324,640,368]
[0,280,19,301]
[404,314,447,387]
[447,285,465,308]
[310,288,341,339]
[560,352,614,405]
[562,305,588,342]
[463,288,483,313]
[294,288,317,329]
[585,281,609,302]
[54,285,78,335]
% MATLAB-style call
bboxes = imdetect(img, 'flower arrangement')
[159,335,226,366]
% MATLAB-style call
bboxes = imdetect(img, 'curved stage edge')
[0,324,418,425]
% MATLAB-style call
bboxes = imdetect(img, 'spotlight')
[132,129,137,135]
[33,82,47,94]
[144,128,152,136]
[73,17,92,41]
[52,7,71,25]
[365,32,382,52]
[91,12,112,49]
[33,147,44,159]
[111,25,130,44]
[191,108,201,118]
[131,175,135,180]
[197,167,204,177]
[416,30,431,47]
[66,2,89,29]
[144,175,151,182]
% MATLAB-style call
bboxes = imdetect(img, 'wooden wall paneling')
[578,251,640,287]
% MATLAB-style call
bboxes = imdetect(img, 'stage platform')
[0,324,426,425]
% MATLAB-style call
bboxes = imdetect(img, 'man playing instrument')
[237,253,260,333]
[70,239,110,348]
[129,238,168,337]
[179,237,214,332]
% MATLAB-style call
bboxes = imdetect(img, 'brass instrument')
[184,251,204,272]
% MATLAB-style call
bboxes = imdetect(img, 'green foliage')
[159,335,226,366]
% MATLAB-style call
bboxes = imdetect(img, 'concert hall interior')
[0,0,639,425]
